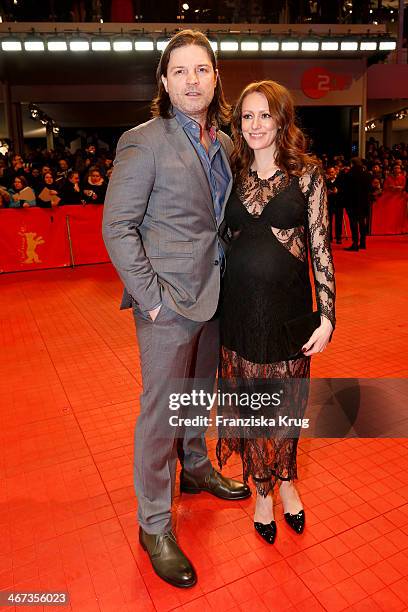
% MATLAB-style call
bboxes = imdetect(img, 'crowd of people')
[1,138,407,247]
[0,145,111,209]
[321,140,408,249]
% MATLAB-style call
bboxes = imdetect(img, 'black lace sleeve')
[300,166,336,329]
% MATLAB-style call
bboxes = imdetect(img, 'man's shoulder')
[119,117,165,144]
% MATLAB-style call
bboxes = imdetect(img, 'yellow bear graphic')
[21,232,45,264]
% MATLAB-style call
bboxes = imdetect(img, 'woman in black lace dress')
[217,81,336,544]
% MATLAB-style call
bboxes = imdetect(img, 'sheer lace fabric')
[217,346,310,496]
[236,166,336,327]
[217,165,336,496]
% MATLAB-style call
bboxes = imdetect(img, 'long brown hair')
[230,80,318,182]
[151,29,230,127]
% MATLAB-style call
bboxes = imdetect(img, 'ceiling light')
[281,41,299,51]
[1,37,22,51]
[360,41,377,51]
[321,40,339,51]
[91,39,111,51]
[301,40,319,51]
[379,40,396,51]
[47,38,68,51]
[135,40,154,51]
[69,38,90,51]
[220,40,239,52]
[156,38,169,52]
[112,36,133,52]
[261,41,279,51]
[24,35,45,51]
[241,40,259,51]
[340,41,358,51]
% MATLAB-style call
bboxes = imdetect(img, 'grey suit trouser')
[132,302,218,534]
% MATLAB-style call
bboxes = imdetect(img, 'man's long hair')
[151,30,230,127]
[230,80,318,182]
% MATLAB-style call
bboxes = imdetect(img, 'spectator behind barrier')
[60,171,84,205]
[383,163,407,194]
[3,154,26,188]
[29,166,43,193]
[56,159,71,184]
[0,185,11,207]
[82,166,107,203]
[371,177,383,200]
[0,138,406,210]
[37,171,61,208]
[8,176,36,208]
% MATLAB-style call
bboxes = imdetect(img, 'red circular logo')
[301,67,332,99]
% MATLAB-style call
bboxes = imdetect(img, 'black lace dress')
[216,165,336,496]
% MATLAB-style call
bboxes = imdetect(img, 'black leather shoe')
[254,520,277,544]
[139,528,197,588]
[344,245,359,251]
[284,510,305,534]
[359,243,366,249]
[180,468,251,500]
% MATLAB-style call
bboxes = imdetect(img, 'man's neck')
[174,106,208,132]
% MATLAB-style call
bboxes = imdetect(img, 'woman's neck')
[252,147,279,178]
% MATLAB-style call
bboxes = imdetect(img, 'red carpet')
[0,236,407,611]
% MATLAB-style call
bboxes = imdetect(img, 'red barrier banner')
[0,205,109,273]
[371,192,408,235]
[66,205,109,265]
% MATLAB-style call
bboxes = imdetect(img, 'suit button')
[214,260,219,266]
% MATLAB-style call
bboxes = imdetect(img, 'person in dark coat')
[60,171,83,205]
[82,166,107,204]
[36,171,61,208]
[326,166,343,244]
[343,157,372,251]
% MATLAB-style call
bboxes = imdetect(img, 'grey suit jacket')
[102,115,233,322]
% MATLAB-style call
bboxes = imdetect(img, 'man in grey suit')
[103,30,250,588]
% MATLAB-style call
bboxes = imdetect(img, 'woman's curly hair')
[230,80,318,181]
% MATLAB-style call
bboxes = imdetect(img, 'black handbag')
[282,311,321,359]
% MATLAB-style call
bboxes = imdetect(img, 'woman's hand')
[302,317,333,356]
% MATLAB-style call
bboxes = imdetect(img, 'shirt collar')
[173,106,218,143]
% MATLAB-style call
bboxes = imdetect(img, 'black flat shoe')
[254,520,277,544]
[344,245,359,251]
[284,510,305,534]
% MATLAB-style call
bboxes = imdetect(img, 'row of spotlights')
[1,38,157,52]
[0,37,397,53]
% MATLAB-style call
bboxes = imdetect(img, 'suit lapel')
[162,117,216,222]
[218,139,233,226]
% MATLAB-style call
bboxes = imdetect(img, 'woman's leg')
[253,477,274,524]
[279,479,303,514]
[252,476,277,543]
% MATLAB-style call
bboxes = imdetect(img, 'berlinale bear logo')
[19,231,45,264]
